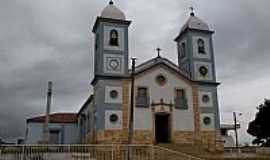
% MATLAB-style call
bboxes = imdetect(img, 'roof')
[134,56,191,81]
[100,1,126,20]
[78,94,94,115]
[180,14,209,33]
[27,113,78,124]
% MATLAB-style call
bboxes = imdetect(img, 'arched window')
[181,43,186,57]
[109,29,119,46]
[197,39,205,54]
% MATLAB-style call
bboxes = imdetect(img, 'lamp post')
[233,112,242,148]
[128,58,136,144]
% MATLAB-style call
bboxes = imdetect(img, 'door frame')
[154,112,172,143]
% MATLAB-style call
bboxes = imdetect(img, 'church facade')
[25,1,222,149]
[79,1,222,147]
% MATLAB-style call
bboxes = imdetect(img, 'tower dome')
[180,13,209,33]
[101,1,126,20]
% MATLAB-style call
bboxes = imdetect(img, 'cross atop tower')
[156,47,162,58]
[189,6,195,16]
[109,0,114,5]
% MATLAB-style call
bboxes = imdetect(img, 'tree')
[247,99,270,146]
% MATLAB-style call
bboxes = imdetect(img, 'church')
[25,1,222,148]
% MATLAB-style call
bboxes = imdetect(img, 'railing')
[224,147,257,154]
[0,144,204,160]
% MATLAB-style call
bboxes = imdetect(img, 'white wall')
[134,66,195,131]
[25,123,78,144]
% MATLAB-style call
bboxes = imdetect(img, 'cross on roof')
[156,47,162,58]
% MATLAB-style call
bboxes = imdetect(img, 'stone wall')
[200,130,223,152]
[133,130,153,144]
[191,84,201,142]
[96,130,128,144]
[87,80,131,144]
[122,80,130,137]
[173,131,195,144]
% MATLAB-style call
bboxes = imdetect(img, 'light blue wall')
[94,80,123,131]
[94,20,130,77]
[199,85,220,129]
[78,99,96,143]
[25,123,78,144]
[176,28,220,130]
[92,18,131,133]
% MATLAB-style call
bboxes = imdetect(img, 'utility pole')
[128,58,136,144]
[233,112,239,148]
[43,81,53,144]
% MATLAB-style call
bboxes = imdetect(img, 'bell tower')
[175,10,221,133]
[91,1,131,143]
[175,10,216,82]
[92,1,131,78]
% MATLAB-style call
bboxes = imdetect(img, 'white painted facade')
[134,66,195,131]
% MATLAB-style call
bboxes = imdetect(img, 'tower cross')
[156,47,162,58]
[190,6,195,16]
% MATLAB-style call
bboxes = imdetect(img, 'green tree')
[247,99,270,146]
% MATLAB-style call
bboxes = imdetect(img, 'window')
[137,87,147,97]
[181,43,186,57]
[49,130,60,144]
[197,39,205,54]
[175,89,188,109]
[109,114,118,123]
[176,89,185,97]
[203,116,211,125]
[199,66,208,77]
[178,42,186,57]
[202,94,210,103]
[110,90,118,99]
[156,74,167,86]
[95,34,99,50]
[109,29,119,46]
[136,87,149,107]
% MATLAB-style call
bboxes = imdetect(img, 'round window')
[110,90,118,99]
[199,66,208,77]
[156,74,167,86]
[109,114,118,123]
[203,117,211,125]
[202,95,210,103]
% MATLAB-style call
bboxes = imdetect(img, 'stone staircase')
[158,143,270,160]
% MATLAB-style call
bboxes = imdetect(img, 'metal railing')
[0,144,204,160]
[224,147,257,154]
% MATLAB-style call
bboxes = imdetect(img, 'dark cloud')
[0,0,270,144]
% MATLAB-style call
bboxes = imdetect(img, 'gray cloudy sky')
[1,0,270,144]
